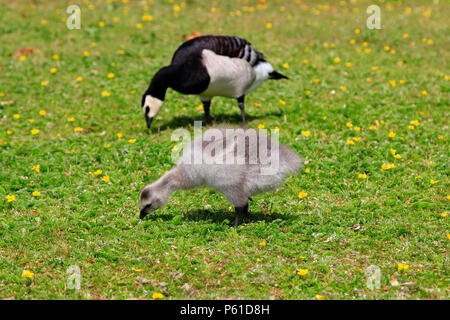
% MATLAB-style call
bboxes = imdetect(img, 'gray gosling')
[139,128,302,226]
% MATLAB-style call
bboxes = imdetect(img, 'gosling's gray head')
[138,184,169,219]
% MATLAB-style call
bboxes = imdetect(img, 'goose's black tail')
[269,70,289,80]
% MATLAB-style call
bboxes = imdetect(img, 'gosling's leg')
[237,96,246,129]
[234,203,248,227]
[202,99,212,126]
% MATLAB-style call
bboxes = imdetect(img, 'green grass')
[0,0,448,300]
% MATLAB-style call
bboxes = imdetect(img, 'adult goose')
[141,35,288,129]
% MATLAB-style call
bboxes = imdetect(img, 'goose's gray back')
[177,129,302,204]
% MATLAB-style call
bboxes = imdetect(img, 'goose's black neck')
[145,65,174,101]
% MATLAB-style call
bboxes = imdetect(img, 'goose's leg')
[237,96,246,129]
[234,202,248,227]
[202,99,212,126]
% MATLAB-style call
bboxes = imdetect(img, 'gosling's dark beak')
[140,209,148,220]
[145,116,153,129]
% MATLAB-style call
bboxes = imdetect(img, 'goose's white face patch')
[143,95,164,117]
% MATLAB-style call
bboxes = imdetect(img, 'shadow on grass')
[150,110,284,132]
[143,207,294,226]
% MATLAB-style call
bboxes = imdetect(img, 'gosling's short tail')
[269,70,289,80]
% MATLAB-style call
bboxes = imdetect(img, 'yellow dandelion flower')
[31,129,40,135]
[381,163,395,170]
[441,212,448,218]
[142,15,153,21]
[32,165,40,172]
[297,269,308,276]
[301,130,310,137]
[74,127,83,132]
[102,175,110,182]
[128,139,136,144]
[39,110,46,116]
[52,54,59,60]
[316,294,324,300]
[50,68,57,74]
[353,137,361,142]
[19,55,26,61]
[107,73,115,79]
[346,140,354,145]
[282,63,289,69]
[32,190,40,196]
[421,90,427,96]
[259,241,266,247]
[152,292,164,299]
[358,173,367,179]
[258,124,265,129]
[41,81,48,86]
[266,22,273,29]
[6,195,16,202]
[196,104,204,111]
[117,132,123,139]
[429,179,438,184]
[136,23,143,29]
[355,28,360,34]
[333,57,341,63]
[279,99,286,105]
[22,270,34,278]
[101,90,110,97]
[76,76,83,82]
[83,51,90,57]
[13,114,20,119]
[388,131,396,138]
[98,21,105,28]
[94,170,103,176]
[298,191,307,199]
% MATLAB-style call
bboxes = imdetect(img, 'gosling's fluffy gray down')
[139,128,302,226]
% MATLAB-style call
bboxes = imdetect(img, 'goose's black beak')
[145,116,153,129]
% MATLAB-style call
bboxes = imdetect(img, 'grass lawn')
[0,0,448,299]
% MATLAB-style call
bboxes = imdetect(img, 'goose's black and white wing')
[171,35,266,67]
